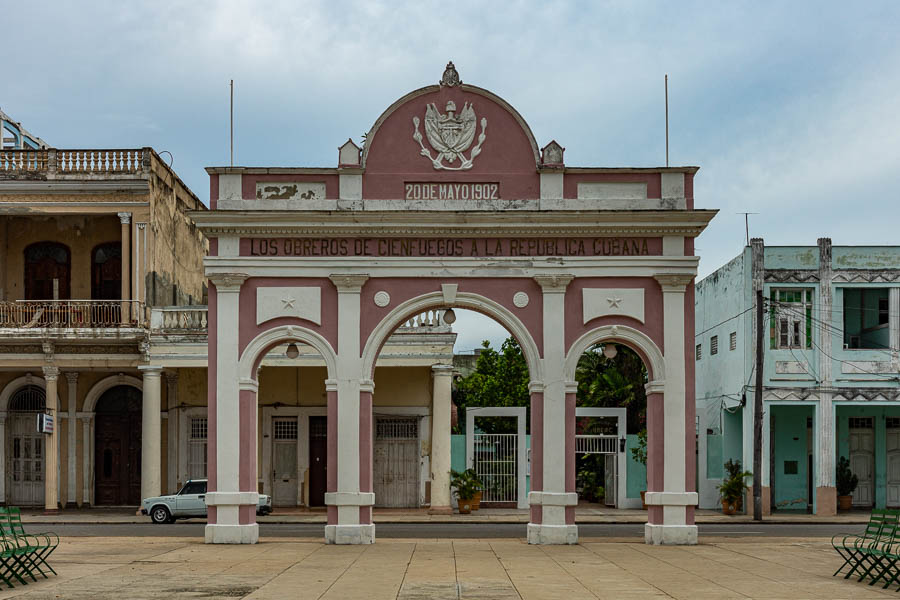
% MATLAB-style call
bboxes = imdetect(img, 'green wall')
[626,433,647,498]
[835,406,900,509]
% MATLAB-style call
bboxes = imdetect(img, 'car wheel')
[151,506,171,524]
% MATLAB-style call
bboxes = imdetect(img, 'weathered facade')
[696,238,900,515]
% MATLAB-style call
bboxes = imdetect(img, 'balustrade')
[0,300,145,329]
[150,306,209,332]
[0,149,146,175]
[399,309,446,329]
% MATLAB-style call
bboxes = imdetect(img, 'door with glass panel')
[849,417,875,507]
[7,386,46,506]
[272,417,298,506]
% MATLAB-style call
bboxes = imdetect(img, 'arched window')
[24,242,70,300]
[91,242,122,300]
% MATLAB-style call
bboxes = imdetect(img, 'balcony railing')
[0,300,145,329]
[0,148,149,177]
[150,306,209,332]
[397,309,449,331]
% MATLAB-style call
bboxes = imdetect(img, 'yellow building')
[0,117,456,510]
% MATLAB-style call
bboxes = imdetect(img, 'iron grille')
[888,417,900,429]
[8,386,46,412]
[190,417,208,440]
[376,418,418,440]
[472,433,517,503]
[274,418,298,440]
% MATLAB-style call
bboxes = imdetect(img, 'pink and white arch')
[194,62,715,546]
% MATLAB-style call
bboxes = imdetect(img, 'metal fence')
[0,300,144,328]
[472,433,518,503]
[575,434,619,454]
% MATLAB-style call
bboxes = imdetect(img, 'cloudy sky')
[4,1,899,351]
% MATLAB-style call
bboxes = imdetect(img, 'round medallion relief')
[374,291,391,307]
[513,291,529,308]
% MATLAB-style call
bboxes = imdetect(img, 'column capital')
[360,378,375,393]
[645,380,666,395]
[329,274,369,292]
[42,365,59,381]
[528,380,545,393]
[324,379,339,392]
[431,364,454,377]
[117,211,132,224]
[138,365,164,378]
[209,272,249,292]
[533,274,574,293]
[654,273,694,292]
[64,371,79,384]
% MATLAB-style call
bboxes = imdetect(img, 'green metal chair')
[0,507,58,580]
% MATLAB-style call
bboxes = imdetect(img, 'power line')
[696,304,756,338]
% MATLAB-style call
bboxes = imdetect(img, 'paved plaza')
[0,535,892,599]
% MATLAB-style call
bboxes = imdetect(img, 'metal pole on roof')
[665,74,669,167]
[230,79,234,167]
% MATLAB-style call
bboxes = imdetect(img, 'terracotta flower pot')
[722,499,737,515]
[458,498,472,514]
[640,490,647,510]
[472,491,482,510]
[838,495,853,511]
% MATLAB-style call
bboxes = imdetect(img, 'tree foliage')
[574,343,647,434]
[454,337,530,433]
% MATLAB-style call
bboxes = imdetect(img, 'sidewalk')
[0,535,891,599]
[20,505,873,525]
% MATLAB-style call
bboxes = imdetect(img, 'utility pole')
[753,289,764,521]
[230,79,234,167]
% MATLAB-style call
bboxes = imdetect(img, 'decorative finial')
[440,61,461,87]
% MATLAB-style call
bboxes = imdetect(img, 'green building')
[696,238,900,515]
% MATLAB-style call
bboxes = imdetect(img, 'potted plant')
[723,459,746,512]
[717,462,752,515]
[466,469,483,510]
[450,469,479,514]
[630,429,648,509]
[836,456,858,511]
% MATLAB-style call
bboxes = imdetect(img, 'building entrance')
[94,385,142,505]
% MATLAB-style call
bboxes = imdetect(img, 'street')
[40,521,861,538]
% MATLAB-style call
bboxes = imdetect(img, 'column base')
[644,523,697,545]
[816,486,837,516]
[527,523,578,545]
[204,524,259,544]
[325,524,375,544]
[428,505,453,515]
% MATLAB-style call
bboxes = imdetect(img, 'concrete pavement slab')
[0,535,896,599]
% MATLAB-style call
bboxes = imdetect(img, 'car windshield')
[179,481,207,495]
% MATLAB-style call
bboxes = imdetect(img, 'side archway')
[239,325,338,386]
[361,291,542,381]
[564,325,665,386]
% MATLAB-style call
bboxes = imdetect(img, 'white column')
[139,366,162,500]
[645,274,698,545]
[528,274,577,545]
[65,372,78,506]
[82,415,93,505]
[118,212,132,324]
[430,365,453,513]
[325,274,374,545]
[166,372,179,494]
[43,366,60,512]
[205,273,257,544]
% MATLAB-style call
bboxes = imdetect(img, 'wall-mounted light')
[285,343,300,359]
[443,308,457,325]
[603,344,618,359]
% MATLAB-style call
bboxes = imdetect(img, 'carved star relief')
[281,296,296,309]
[607,297,623,309]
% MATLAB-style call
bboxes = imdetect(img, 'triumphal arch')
[192,63,715,546]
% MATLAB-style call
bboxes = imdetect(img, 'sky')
[4,1,899,351]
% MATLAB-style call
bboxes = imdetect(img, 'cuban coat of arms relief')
[412,100,487,170]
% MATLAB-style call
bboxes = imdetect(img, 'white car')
[141,479,273,524]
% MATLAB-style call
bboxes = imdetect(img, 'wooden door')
[887,427,900,507]
[24,242,70,300]
[91,243,122,300]
[373,418,419,508]
[94,387,142,505]
[272,417,299,506]
[308,416,327,506]
[849,422,875,507]
[7,414,45,506]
